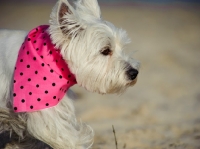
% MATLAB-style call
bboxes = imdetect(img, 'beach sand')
[0,1,200,149]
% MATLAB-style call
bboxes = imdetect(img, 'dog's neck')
[13,25,77,113]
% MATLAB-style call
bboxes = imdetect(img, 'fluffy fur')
[0,0,140,148]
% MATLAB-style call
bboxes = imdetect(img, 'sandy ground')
[0,1,200,149]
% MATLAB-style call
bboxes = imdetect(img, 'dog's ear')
[57,0,73,25]
[50,0,82,38]
[59,2,69,24]
[59,0,81,36]
[49,0,83,48]
[79,0,101,19]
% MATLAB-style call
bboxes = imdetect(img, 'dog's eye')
[101,48,112,56]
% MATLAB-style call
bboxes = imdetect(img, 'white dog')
[0,0,140,148]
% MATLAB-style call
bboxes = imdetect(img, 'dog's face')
[49,0,140,94]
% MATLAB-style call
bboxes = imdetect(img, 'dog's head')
[49,0,140,94]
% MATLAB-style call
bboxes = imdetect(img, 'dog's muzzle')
[126,68,138,80]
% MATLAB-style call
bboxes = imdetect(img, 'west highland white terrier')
[0,0,140,148]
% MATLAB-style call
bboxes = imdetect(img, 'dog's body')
[0,30,27,107]
[0,0,139,148]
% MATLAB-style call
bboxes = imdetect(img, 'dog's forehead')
[89,20,130,48]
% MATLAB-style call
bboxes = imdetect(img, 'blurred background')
[0,0,200,149]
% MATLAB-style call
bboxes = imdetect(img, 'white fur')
[0,0,139,149]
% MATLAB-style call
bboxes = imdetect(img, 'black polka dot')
[27,51,29,55]
[50,69,54,73]
[34,40,37,43]
[52,83,56,86]
[36,48,39,51]
[13,93,16,97]
[33,57,36,60]
[59,75,62,79]
[43,77,47,81]
[68,75,71,78]
[28,78,31,82]
[20,59,23,62]
[53,96,56,99]
[29,92,32,95]
[27,65,30,68]
[21,99,25,103]
[44,43,46,46]
[35,71,38,74]
[14,107,17,110]
[46,103,49,106]
[67,81,69,84]
[37,98,41,101]
[36,28,38,31]
[30,106,33,109]
[49,51,52,54]
[14,80,16,83]
[28,38,31,41]
[41,63,45,67]
[45,90,48,94]
[20,86,24,89]
[20,72,23,76]
[15,67,16,70]
[41,56,43,59]
[61,68,64,71]
[36,84,39,88]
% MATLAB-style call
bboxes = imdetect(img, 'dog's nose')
[126,68,138,80]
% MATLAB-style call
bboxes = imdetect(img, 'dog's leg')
[0,108,24,149]
[0,108,52,149]
[4,142,20,149]
[3,140,52,149]
[5,139,52,149]
[26,95,94,149]
[0,108,26,138]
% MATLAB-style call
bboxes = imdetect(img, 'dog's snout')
[126,68,138,80]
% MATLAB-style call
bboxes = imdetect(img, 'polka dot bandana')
[13,25,77,112]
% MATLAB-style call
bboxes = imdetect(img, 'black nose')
[126,68,138,80]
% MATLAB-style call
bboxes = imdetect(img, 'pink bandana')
[13,25,76,113]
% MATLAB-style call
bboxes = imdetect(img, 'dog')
[0,0,140,148]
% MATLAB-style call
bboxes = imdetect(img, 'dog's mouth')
[105,75,138,94]
[127,77,138,86]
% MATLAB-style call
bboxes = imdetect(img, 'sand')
[0,1,200,149]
